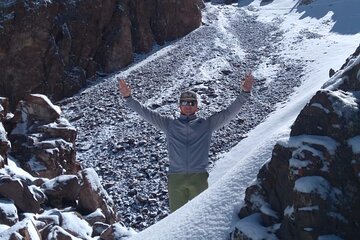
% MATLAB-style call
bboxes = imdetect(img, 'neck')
[180,113,197,120]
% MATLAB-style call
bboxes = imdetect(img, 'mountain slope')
[126,0,360,239]
[60,0,308,230]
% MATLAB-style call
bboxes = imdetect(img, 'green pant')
[168,172,209,212]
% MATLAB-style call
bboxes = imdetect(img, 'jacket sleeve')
[207,91,250,132]
[124,96,170,132]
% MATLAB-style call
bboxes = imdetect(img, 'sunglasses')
[180,100,197,106]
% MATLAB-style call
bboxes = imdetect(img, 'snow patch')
[348,136,360,153]
[328,91,358,119]
[289,158,311,168]
[294,176,331,199]
[310,103,330,114]
[27,156,47,172]
[61,212,92,238]
[0,199,18,223]
[42,175,78,190]
[31,94,61,115]
[111,223,137,239]
[260,203,278,219]
[284,205,294,218]
[298,205,319,211]
[233,214,278,240]
[279,135,339,155]
[323,55,360,90]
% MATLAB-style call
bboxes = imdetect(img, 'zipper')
[185,121,189,174]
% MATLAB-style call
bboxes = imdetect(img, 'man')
[118,73,254,212]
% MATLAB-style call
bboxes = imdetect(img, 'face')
[179,100,198,116]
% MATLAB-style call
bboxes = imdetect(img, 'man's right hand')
[118,79,132,98]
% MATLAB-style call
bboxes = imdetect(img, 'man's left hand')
[241,71,254,92]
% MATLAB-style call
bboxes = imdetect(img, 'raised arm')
[118,79,170,132]
[208,72,254,131]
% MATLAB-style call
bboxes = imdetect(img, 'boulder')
[41,175,81,209]
[84,208,107,225]
[0,176,45,213]
[92,222,110,237]
[0,199,18,226]
[77,168,117,224]
[0,218,41,240]
[10,94,80,178]
[40,224,75,240]
[60,211,92,239]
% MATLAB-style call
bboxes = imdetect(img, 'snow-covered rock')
[9,94,80,178]
[0,95,135,239]
[234,45,360,239]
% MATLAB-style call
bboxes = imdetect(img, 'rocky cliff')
[231,45,360,240]
[0,0,204,109]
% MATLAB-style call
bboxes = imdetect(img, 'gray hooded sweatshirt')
[124,91,250,174]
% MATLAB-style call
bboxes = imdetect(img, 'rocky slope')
[0,95,134,239]
[232,45,360,239]
[0,0,204,109]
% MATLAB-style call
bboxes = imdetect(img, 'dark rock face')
[233,45,360,240]
[0,0,204,109]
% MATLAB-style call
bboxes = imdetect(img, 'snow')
[348,136,360,153]
[41,174,78,190]
[30,94,62,115]
[27,156,48,172]
[283,205,294,219]
[0,199,18,223]
[233,213,278,240]
[329,90,358,119]
[85,208,105,219]
[298,205,319,211]
[60,212,92,239]
[279,135,339,155]
[323,54,360,90]
[10,109,28,135]
[110,223,137,239]
[294,176,331,200]
[0,218,39,239]
[127,0,360,239]
[83,168,101,192]
[0,156,36,182]
[311,103,330,114]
